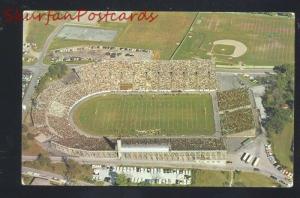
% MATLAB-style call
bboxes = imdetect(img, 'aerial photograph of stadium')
[22,11,294,187]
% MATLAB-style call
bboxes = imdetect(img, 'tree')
[115,174,130,186]
[35,63,68,93]
[36,153,51,166]
[63,159,80,181]
[262,64,294,134]
[22,134,29,150]
[48,63,67,79]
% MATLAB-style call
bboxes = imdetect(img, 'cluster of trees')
[62,158,83,181]
[115,174,154,186]
[61,157,93,183]
[36,153,51,166]
[262,64,294,134]
[36,63,68,93]
[115,174,131,186]
[22,132,35,151]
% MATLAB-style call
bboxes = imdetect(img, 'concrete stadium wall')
[50,141,227,165]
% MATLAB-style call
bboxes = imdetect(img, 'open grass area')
[192,170,279,187]
[270,122,294,171]
[174,12,295,66]
[191,170,230,187]
[233,172,279,187]
[48,12,196,59]
[26,21,56,51]
[115,12,197,59]
[72,94,215,136]
[213,44,235,55]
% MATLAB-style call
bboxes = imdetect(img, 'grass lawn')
[174,12,294,66]
[22,134,48,156]
[270,121,294,171]
[191,170,230,187]
[72,94,215,136]
[48,12,197,59]
[26,21,56,51]
[22,59,38,66]
[191,170,279,187]
[213,44,235,55]
[233,172,279,187]
[22,175,34,185]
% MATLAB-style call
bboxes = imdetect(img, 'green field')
[270,122,294,171]
[233,172,279,187]
[28,12,294,64]
[26,21,56,51]
[174,13,295,66]
[48,12,197,59]
[192,170,279,187]
[191,170,230,187]
[72,94,215,136]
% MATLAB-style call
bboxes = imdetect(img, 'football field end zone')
[70,90,216,137]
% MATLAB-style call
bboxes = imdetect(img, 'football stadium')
[30,60,256,165]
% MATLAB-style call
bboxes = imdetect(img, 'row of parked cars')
[130,177,191,185]
[241,152,260,167]
[92,165,192,186]
[265,144,293,181]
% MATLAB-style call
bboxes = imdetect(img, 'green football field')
[72,94,215,136]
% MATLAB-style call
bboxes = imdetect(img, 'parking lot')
[57,25,118,42]
[48,45,153,63]
[92,165,192,185]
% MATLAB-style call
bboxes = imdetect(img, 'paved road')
[229,134,292,186]
[22,66,48,119]
[22,166,65,180]
[22,151,290,187]
[22,166,95,186]
[210,91,221,137]
[216,68,275,75]
[22,23,65,120]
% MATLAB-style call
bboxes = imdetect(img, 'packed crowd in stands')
[220,108,255,135]
[217,88,256,135]
[217,88,251,111]
[55,137,226,151]
[30,60,220,151]
[77,60,216,91]
[122,137,226,151]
